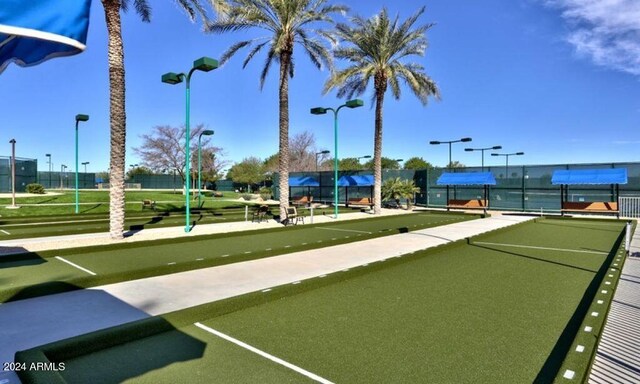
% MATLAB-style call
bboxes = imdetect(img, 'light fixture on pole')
[9,139,17,208]
[491,152,524,179]
[465,145,502,171]
[198,129,214,207]
[45,153,52,189]
[311,99,364,219]
[60,164,67,190]
[315,150,330,172]
[82,161,90,173]
[74,114,89,214]
[429,137,472,170]
[162,56,219,233]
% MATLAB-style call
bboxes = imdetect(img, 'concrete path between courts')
[0,213,533,384]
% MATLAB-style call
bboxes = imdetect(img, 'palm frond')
[243,41,269,68]
[220,40,252,64]
[259,48,276,90]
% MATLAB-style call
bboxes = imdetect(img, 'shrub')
[259,187,272,200]
[240,193,253,201]
[26,183,45,194]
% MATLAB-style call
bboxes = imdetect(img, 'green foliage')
[338,158,364,171]
[447,161,466,169]
[26,183,45,194]
[259,186,272,200]
[403,157,433,170]
[382,177,420,208]
[363,157,402,170]
[228,157,265,191]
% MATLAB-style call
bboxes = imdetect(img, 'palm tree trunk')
[102,0,126,239]
[278,52,291,222]
[373,85,385,215]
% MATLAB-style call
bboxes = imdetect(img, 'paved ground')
[589,223,640,383]
[0,212,532,384]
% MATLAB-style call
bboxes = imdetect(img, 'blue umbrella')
[0,0,91,74]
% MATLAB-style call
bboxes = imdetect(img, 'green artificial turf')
[17,218,626,384]
[0,212,473,302]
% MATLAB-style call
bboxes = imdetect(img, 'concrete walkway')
[0,214,532,383]
[589,223,640,383]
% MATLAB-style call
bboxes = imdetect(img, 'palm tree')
[100,0,209,239]
[324,7,440,215]
[206,0,347,222]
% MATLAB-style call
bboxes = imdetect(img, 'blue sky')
[1,0,639,173]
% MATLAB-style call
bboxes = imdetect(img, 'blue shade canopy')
[289,176,319,187]
[436,172,497,186]
[337,175,374,187]
[0,0,91,74]
[551,168,628,185]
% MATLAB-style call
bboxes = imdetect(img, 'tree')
[363,157,401,170]
[324,7,440,215]
[447,161,465,169]
[338,157,364,171]
[403,156,432,170]
[126,165,153,179]
[228,157,265,192]
[263,132,330,173]
[101,0,210,239]
[207,0,347,220]
[382,177,420,210]
[133,124,225,184]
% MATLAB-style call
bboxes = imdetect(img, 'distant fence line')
[273,161,640,214]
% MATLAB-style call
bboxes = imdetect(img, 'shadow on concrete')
[7,282,205,384]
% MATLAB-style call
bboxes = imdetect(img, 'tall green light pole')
[430,137,472,204]
[310,99,364,219]
[198,129,214,207]
[75,114,89,214]
[162,57,218,233]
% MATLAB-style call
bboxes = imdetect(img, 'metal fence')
[620,197,640,218]
[273,161,640,213]
[38,172,96,189]
[0,156,38,192]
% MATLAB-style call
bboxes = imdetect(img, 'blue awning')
[436,172,496,186]
[289,176,319,187]
[338,175,374,187]
[551,168,628,185]
[0,0,91,74]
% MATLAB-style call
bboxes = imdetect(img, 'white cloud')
[543,0,640,75]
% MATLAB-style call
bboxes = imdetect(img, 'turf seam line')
[54,256,97,276]
[0,229,10,235]
[472,241,608,255]
[194,322,334,384]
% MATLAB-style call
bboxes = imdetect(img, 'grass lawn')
[0,212,473,302]
[0,190,243,217]
[16,218,627,384]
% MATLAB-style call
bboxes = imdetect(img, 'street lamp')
[9,139,17,208]
[491,152,524,179]
[430,137,471,204]
[60,164,67,190]
[311,98,364,219]
[162,56,219,233]
[429,137,472,170]
[315,150,330,172]
[75,114,89,214]
[45,153,52,189]
[465,145,501,171]
[198,129,214,207]
[82,161,90,173]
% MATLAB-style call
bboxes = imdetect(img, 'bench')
[291,196,313,207]
[447,199,488,212]
[142,199,156,211]
[561,202,619,218]
[348,197,374,209]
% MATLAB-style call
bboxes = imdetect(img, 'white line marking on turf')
[55,256,96,276]
[584,326,592,332]
[0,229,10,235]
[472,242,607,255]
[194,322,334,384]
[563,370,575,379]
[316,227,372,235]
